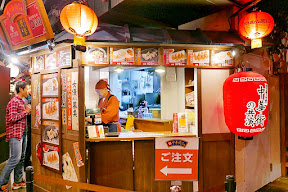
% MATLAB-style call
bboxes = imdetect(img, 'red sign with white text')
[67,73,72,130]
[155,137,199,181]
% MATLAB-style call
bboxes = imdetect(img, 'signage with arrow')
[155,137,199,181]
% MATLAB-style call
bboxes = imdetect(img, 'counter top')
[86,131,196,142]
[120,115,172,123]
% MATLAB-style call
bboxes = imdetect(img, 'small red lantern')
[60,2,98,45]
[223,70,269,139]
[239,11,274,49]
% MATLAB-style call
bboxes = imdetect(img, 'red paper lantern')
[239,11,274,40]
[223,71,269,139]
[60,2,98,45]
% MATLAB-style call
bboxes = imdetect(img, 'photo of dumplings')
[169,50,186,62]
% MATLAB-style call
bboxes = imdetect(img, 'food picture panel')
[43,144,60,171]
[135,48,159,65]
[110,47,134,65]
[33,55,44,72]
[164,48,187,66]
[42,73,58,96]
[45,52,57,70]
[192,50,210,66]
[57,48,72,68]
[42,98,59,120]
[211,50,233,66]
[83,47,108,64]
[42,120,59,145]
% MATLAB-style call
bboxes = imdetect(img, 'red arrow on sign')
[160,166,192,176]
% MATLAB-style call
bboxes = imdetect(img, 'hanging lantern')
[60,2,98,46]
[223,70,269,140]
[239,11,274,49]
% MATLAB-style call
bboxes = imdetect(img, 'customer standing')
[23,80,31,169]
[0,81,31,192]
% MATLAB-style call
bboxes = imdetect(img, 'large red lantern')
[60,2,98,45]
[223,70,269,139]
[239,11,274,49]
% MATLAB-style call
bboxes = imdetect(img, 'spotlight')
[7,64,20,77]
[114,66,124,73]
[10,56,19,64]
[155,66,165,74]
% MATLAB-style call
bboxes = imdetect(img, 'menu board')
[164,49,187,66]
[42,98,59,120]
[42,73,58,96]
[33,55,45,72]
[45,52,57,70]
[110,47,134,65]
[192,50,210,66]
[42,144,60,171]
[57,48,72,68]
[83,47,108,64]
[135,48,159,65]
[211,50,233,66]
[42,120,59,145]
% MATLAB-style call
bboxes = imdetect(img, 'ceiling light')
[10,56,19,64]
[232,50,236,57]
[114,66,124,73]
[7,64,19,78]
[155,66,165,74]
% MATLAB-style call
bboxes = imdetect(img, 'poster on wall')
[67,73,72,130]
[82,47,108,64]
[42,144,60,171]
[71,72,79,130]
[110,47,134,65]
[192,50,210,66]
[33,55,45,73]
[45,52,57,70]
[0,0,54,50]
[164,49,187,66]
[211,50,233,66]
[135,48,159,65]
[42,73,58,96]
[62,152,78,189]
[57,48,72,68]
[42,97,59,120]
[42,120,59,145]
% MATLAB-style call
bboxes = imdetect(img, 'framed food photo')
[42,120,59,145]
[163,48,187,66]
[42,72,59,97]
[110,47,134,65]
[42,97,59,120]
[211,50,234,67]
[42,143,61,172]
[82,46,108,65]
[56,47,73,68]
[135,47,159,65]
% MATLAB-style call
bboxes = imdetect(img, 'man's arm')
[6,102,29,123]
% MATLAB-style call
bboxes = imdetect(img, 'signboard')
[0,0,54,50]
[192,50,210,66]
[251,39,262,49]
[57,47,72,68]
[110,47,134,65]
[82,46,108,65]
[164,49,187,66]
[155,137,199,181]
[211,50,233,67]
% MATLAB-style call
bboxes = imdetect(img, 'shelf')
[185,105,194,108]
[185,84,194,88]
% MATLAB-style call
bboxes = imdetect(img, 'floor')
[256,177,288,192]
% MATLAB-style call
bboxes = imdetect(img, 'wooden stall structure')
[29,41,237,192]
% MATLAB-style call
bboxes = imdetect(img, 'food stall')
[27,25,240,192]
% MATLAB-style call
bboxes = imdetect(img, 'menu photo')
[33,55,45,72]
[211,50,233,66]
[42,98,59,120]
[45,52,57,70]
[57,48,72,68]
[192,50,210,66]
[43,144,60,171]
[42,120,59,145]
[110,47,134,65]
[164,48,187,66]
[83,47,108,64]
[42,73,58,96]
[135,48,159,65]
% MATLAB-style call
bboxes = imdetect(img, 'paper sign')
[34,103,41,128]
[73,142,84,167]
[67,73,72,130]
[155,137,199,181]
[87,125,97,138]
[71,72,79,130]
[164,49,187,66]
[62,152,78,189]
[62,108,67,125]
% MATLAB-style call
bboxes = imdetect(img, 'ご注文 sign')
[155,137,199,181]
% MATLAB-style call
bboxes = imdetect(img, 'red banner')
[67,73,72,130]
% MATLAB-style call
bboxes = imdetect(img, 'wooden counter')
[87,132,195,192]
[120,116,173,132]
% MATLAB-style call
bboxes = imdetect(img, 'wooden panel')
[201,138,234,192]
[31,73,40,130]
[134,119,172,132]
[89,141,134,190]
[0,66,9,163]
[134,140,193,192]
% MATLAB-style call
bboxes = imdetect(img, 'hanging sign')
[71,72,79,130]
[223,71,269,139]
[73,142,84,167]
[155,137,199,181]
[67,73,72,130]
[0,0,54,50]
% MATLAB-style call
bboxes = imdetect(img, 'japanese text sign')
[155,137,199,181]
